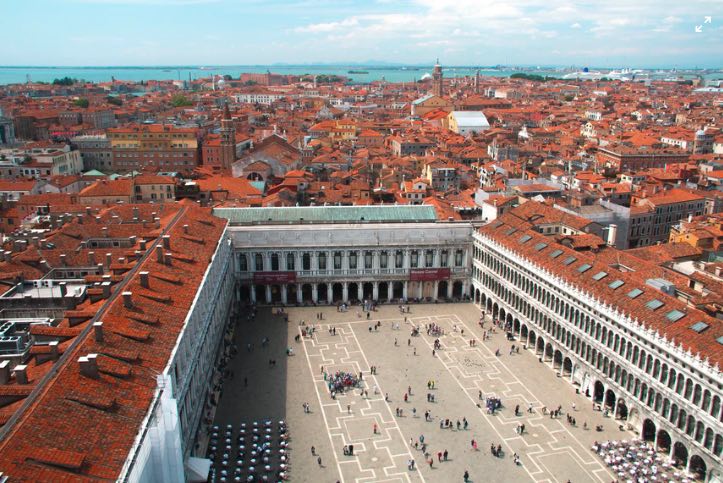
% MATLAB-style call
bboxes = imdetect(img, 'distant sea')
[0,65,719,86]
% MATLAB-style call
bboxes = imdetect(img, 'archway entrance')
[438,281,448,299]
[535,337,544,356]
[270,284,282,303]
[379,282,389,300]
[348,283,359,303]
[452,281,463,298]
[332,283,343,302]
[688,455,706,481]
[301,284,312,303]
[254,284,265,303]
[287,284,297,304]
[642,419,656,442]
[553,349,563,370]
[671,442,688,468]
[656,429,671,454]
[604,389,616,410]
[616,400,628,420]
[593,381,605,403]
[317,283,328,303]
[544,343,554,362]
[363,282,373,301]
[562,357,573,377]
[393,282,403,300]
[239,285,250,302]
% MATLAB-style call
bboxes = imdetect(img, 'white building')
[446,111,490,136]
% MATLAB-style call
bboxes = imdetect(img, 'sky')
[1,0,721,68]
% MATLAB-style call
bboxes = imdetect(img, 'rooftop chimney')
[14,365,28,385]
[129,235,137,246]
[49,340,59,360]
[105,253,112,267]
[606,224,617,246]
[96,263,104,275]
[140,271,149,289]
[59,282,67,297]
[78,354,99,378]
[77,214,84,225]
[93,322,104,343]
[122,291,133,308]
[86,206,92,215]
[155,245,164,263]
[0,360,10,384]
[139,239,147,251]
[154,217,160,229]
[165,253,173,266]
[88,251,96,266]
[101,281,111,298]
[59,254,67,266]
[183,224,189,234]
[102,226,109,237]
[162,235,171,249]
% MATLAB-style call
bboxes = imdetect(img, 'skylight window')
[519,234,532,243]
[627,288,643,299]
[592,271,608,281]
[665,310,685,322]
[646,299,664,310]
[608,279,625,289]
[690,321,709,333]
[505,227,517,236]
[550,249,563,258]
[717,336,723,345]
[563,256,577,265]
[534,242,548,251]
[577,263,592,273]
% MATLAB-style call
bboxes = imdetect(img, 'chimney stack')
[60,254,67,266]
[162,235,171,249]
[606,224,617,246]
[165,253,173,266]
[105,253,112,267]
[129,235,137,246]
[49,340,59,360]
[155,245,164,263]
[133,206,139,220]
[154,217,161,229]
[122,291,133,308]
[59,282,67,297]
[139,239,147,251]
[183,224,189,234]
[88,251,96,266]
[0,360,10,384]
[140,271,149,289]
[86,206,92,215]
[93,322,104,343]
[101,281,111,298]
[102,226,109,238]
[77,214,84,225]
[14,365,28,385]
[96,263,104,275]
[78,354,99,379]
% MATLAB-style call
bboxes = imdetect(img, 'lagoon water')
[0,65,561,85]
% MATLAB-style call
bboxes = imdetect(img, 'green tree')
[170,94,193,107]
[73,98,90,108]
[53,77,77,86]
[106,96,123,106]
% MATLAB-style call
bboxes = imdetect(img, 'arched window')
[318,252,327,270]
[239,254,248,271]
[379,251,388,268]
[271,253,279,271]
[302,253,311,270]
[333,251,342,270]
[364,251,373,269]
[286,253,295,271]
[254,253,264,271]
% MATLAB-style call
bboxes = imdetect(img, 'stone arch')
[641,418,655,442]
[671,441,688,468]
[688,455,706,481]
[656,429,671,453]
[562,356,573,378]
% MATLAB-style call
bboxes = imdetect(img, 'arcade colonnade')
[471,231,722,482]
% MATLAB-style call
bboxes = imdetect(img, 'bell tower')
[432,58,444,97]
[219,103,236,169]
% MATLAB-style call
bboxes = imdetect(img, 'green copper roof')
[214,205,438,224]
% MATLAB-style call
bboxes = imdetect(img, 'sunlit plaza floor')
[211,302,622,483]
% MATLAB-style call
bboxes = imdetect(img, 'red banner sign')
[253,271,297,284]
[409,268,450,281]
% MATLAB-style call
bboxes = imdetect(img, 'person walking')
[464,470,470,482]
[311,446,316,456]
[317,456,322,467]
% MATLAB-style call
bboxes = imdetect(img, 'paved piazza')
[213,303,622,482]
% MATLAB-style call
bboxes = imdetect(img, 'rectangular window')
[627,288,643,299]
[689,321,708,333]
[577,264,592,273]
[563,256,576,265]
[592,271,608,281]
[349,252,357,269]
[455,249,463,267]
[441,250,449,267]
[646,299,664,310]
[380,252,388,269]
[411,251,419,268]
[549,249,563,258]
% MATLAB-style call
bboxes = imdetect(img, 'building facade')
[108,124,199,173]
[470,220,722,481]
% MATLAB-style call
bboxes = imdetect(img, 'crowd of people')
[324,370,360,395]
[593,439,697,482]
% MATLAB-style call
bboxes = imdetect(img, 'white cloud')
[295,17,359,33]
[570,22,581,29]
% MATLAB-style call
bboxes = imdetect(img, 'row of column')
[247,280,468,304]
[249,247,467,272]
